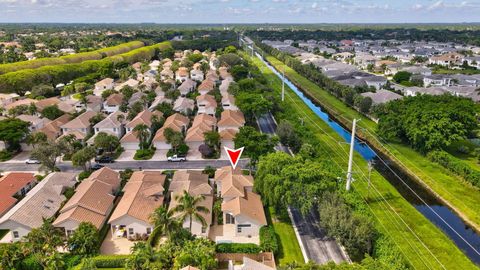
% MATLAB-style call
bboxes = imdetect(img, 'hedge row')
[259,226,279,255]
[427,150,480,187]
[215,243,262,254]
[72,255,130,269]
[0,41,172,94]
[0,41,145,75]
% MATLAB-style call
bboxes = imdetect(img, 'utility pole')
[281,65,285,102]
[346,118,359,191]
[367,160,375,196]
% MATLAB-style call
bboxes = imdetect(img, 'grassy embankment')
[250,55,479,270]
[264,55,480,234]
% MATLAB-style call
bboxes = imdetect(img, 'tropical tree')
[148,206,179,247]
[171,191,210,233]
[31,140,63,172]
[203,131,220,152]
[173,238,217,270]
[67,222,100,255]
[72,146,96,171]
[164,128,184,154]
[125,242,160,270]
[94,132,120,153]
[41,105,64,120]
[26,132,47,149]
[24,218,64,268]
[234,126,277,169]
[133,124,150,150]
[0,118,30,150]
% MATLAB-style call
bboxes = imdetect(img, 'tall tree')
[234,126,277,169]
[148,206,179,247]
[31,140,63,172]
[67,222,100,256]
[133,124,150,150]
[171,191,210,233]
[0,118,30,150]
[72,146,96,171]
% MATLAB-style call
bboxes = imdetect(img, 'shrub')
[0,150,12,161]
[134,148,155,160]
[19,255,43,270]
[215,243,262,254]
[78,170,93,181]
[259,226,279,255]
[92,255,129,268]
[64,187,75,199]
[427,150,480,187]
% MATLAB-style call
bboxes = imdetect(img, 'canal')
[254,51,480,265]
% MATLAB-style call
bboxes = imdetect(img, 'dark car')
[95,156,114,163]
[91,163,104,170]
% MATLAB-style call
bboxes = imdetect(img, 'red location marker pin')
[224,146,244,170]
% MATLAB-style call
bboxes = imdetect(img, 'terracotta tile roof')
[5,99,37,111]
[196,94,217,108]
[192,114,216,128]
[120,131,140,143]
[218,110,245,128]
[94,111,126,129]
[152,113,189,142]
[0,172,76,229]
[96,78,114,87]
[56,101,76,113]
[169,171,211,196]
[105,93,124,106]
[222,191,267,226]
[0,172,36,216]
[61,111,97,129]
[58,130,86,141]
[41,114,72,139]
[215,166,253,198]
[53,172,118,229]
[173,97,195,112]
[126,110,162,129]
[185,125,209,142]
[35,97,61,112]
[198,80,215,92]
[219,129,238,141]
[17,114,51,127]
[109,171,166,224]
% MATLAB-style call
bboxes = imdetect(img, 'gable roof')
[198,80,215,92]
[219,129,237,140]
[125,110,163,129]
[61,111,97,129]
[152,113,189,142]
[0,172,76,229]
[222,192,267,226]
[169,170,211,196]
[35,97,61,112]
[196,94,217,108]
[105,93,124,106]
[109,171,166,224]
[215,166,253,198]
[0,173,36,216]
[218,110,245,128]
[37,114,71,140]
[94,111,126,129]
[173,97,195,112]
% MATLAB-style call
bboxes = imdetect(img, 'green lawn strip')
[265,55,480,231]
[251,55,478,270]
[266,207,304,265]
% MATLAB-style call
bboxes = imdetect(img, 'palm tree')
[171,190,210,233]
[147,206,179,247]
[133,124,150,150]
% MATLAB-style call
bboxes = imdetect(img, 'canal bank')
[252,50,480,266]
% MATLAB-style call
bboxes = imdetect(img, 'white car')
[25,158,41,164]
[167,155,187,162]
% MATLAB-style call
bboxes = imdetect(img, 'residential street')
[257,112,348,264]
[0,159,249,172]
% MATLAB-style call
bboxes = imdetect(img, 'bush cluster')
[215,243,262,254]
[259,226,279,255]
[427,150,480,187]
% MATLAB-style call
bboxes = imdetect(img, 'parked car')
[95,156,114,163]
[25,158,41,164]
[91,163,104,170]
[167,154,187,162]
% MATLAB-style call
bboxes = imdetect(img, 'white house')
[196,94,217,115]
[94,78,114,96]
[103,93,124,114]
[152,113,189,150]
[190,69,204,82]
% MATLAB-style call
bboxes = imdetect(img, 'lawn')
[265,55,480,233]
[250,55,478,270]
[266,207,304,266]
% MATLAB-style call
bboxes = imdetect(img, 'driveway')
[100,228,134,255]
[5,151,31,164]
[151,149,168,161]
[187,149,203,160]
[116,150,136,161]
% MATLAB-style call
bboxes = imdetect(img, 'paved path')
[257,112,348,264]
[0,159,249,172]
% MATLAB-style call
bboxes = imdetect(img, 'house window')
[225,213,235,224]
[146,228,152,234]
[237,224,251,233]
[113,128,117,132]
[201,227,206,234]
[128,228,134,235]
[12,231,19,238]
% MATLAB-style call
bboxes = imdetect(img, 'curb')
[287,206,309,264]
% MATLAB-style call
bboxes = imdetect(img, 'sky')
[0,0,479,24]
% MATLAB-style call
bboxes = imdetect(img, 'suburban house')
[221,94,238,111]
[121,110,163,150]
[0,93,20,108]
[17,114,51,132]
[168,170,213,238]
[0,172,76,242]
[5,99,37,114]
[424,74,452,87]
[428,52,462,66]
[115,79,139,91]
[34,97,61,112]
[217,110,245,132]
[360,90,403,105]
[219,80,232,95]
[60,111,97,140]
[152,113,190,150]
[0,173,37,218]
[173,97,195,114]
[89,111,127,145]
[206,71,220,84]
[198,80,215,95]
[196,94,217,115]
[185,114,217,151]
[212,167,266,244]
[94,78,114,96]
[53,167,120,236]
[103,93,124,114]
[190,69,204,82]
[160,68,174,81]
[108,171,166,239]
[403,86,447,97]
[178,78,196,96]
[73,95,103,112]
[220,129,237,149]
[176,67,190,82]
[37,114,71,140]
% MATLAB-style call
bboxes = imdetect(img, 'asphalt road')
[0,159,249,172]
[257,113,348,264]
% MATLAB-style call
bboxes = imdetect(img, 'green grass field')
[266,207,304,265]
[250,55,479,270]
[264,55,480,234]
